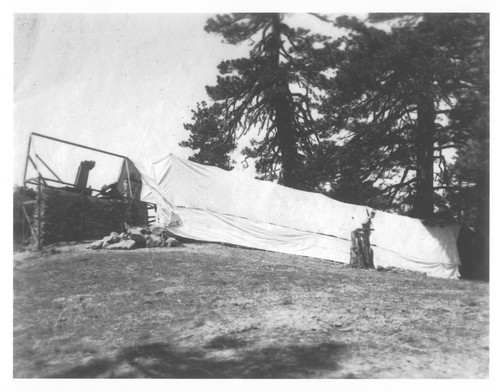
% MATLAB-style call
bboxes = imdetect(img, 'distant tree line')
[181,13,489,278]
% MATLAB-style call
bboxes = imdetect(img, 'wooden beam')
[125,158,132,199]
[23,135,32,183]
[32,132,127,159]
[37,174,42,250]
[28,156,47,186]
[35,153,62,182]
[22,206,38,249]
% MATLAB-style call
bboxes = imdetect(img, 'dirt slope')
[13,243,489,378]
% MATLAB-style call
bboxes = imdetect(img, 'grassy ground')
[13,242,489,378]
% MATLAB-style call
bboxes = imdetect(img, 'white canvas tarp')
[140,154,461,279]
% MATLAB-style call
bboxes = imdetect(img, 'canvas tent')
[140,154,461,279]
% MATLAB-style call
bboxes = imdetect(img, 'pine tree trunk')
[270,13,300,188]
[414,97,436,219]
[275,92,299,187]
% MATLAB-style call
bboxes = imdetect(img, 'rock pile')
[88,224,181,250]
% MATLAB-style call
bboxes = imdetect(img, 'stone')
[127,226,151,236]
[129,233,146,248]
[166,237,181,248]
[89,240,103,250]
[140,227,151,235]
[146,233,164,248]
[102,232,121,248]
[127,227,142,236]
[107,239,136,250]
[150,224,169,237]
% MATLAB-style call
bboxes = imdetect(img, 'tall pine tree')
[182,13,331,188]
[317,13,488,219]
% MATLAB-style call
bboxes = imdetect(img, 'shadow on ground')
[47,335,348,378]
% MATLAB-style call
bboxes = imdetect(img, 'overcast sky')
[14,13,349,187]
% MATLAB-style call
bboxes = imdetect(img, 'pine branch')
[309,13,335,24]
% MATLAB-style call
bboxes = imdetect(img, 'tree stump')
[350,229,374,269]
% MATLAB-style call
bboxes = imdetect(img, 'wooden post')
[22,206,38,248]
[23,135,32,186]
[80,190,85,242]
[22,182,27,248]
[350,228,374,269]
[362,228,374,269]
[125,158,132,199]
[350,230,362,268]
[37,174,42,250]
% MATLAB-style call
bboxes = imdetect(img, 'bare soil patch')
[13,243,489,378]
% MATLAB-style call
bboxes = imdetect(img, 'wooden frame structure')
[22,132,156,249]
